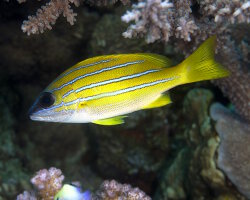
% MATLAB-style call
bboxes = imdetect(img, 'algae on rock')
[155,88,246,200]
[211,103,250,199]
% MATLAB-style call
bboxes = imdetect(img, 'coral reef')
[210,103,250,198]
[154,89,245,199]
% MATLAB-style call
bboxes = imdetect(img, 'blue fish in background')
[54,184,91,200]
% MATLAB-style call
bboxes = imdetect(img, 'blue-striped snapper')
[29,36,229,125]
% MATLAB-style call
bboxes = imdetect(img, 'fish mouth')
[29,103,75,122]
[29,110,71,122]
[29,108,58,122]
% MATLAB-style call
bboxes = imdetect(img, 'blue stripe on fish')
[73,69,160,94]
[62,89,74,98]
[79,77,177,102]
[64,99,79,107]
[42,76,178,112]
[52,60,144,92]
[55,59,113,82]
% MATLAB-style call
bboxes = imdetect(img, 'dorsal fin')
[135,53,173,68]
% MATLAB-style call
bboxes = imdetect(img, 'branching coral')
[31,167,64,199]
[86,0,130,6]
[93,180,151,200]
[122,0,250,44]
[21,0,80,35]
[17,168,150,200]
[8,0,129,35]
[17,167,64,200]
[121,0,175,43]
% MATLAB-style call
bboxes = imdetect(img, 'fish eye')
[39,92,55,108]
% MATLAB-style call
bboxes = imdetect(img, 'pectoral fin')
[143,93,172,109]
[93,116,127,125]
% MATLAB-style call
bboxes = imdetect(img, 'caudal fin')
[179,36,230,84]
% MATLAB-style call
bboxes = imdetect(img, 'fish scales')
[51,54,175,112]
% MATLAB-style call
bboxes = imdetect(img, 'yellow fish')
[29,36,229,125]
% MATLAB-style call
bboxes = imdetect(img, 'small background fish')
[54,184,91,200]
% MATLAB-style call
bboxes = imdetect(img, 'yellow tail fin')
[179,36,230,84]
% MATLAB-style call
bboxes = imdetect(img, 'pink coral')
[30,167,64,199]
[16,191,37,200]
[21,0,80,35]
[93,180,151,200]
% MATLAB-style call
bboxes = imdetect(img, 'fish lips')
[28,100,70,122]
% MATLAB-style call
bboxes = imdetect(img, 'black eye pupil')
[39,92,55,108]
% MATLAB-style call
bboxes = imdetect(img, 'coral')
[122,0,250,44]
[93,180,151,200]
[21,0,80,35]
[210,103,250,198]
[154,89,245,199]
[121,0,175,43]
[17,167,65,200]
[212,34,250,121]
[86,0,130,6]
[17,191,37,200]
[4,0,129,35]
[17,168,150,200]
[30,167,64,199]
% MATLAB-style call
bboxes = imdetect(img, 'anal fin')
[143,93,172,109]
[93,116,127,125]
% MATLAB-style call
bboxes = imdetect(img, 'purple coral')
[93,180,151,200]
[16,191,37,200]
[30,167,64,199]
[17,168,152,200]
